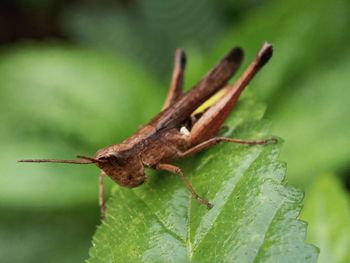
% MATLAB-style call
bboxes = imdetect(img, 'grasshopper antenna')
[18,155,100,164]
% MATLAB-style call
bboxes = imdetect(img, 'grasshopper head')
[95,147,146,188]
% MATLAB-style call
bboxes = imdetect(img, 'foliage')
[88,95,318,262]
[301,174,350,263]
[0,205,98,263]
[1,0,349,261]
[270,56,350,186]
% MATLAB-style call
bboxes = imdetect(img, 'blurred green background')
[0,0,349,262]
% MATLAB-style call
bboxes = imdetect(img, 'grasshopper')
[19,43,275,219]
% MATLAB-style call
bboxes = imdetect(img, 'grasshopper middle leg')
[155,163,213,209]
[181,137,277,158]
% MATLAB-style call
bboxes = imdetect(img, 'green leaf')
[88,94,318,262]
[300,174,350,263]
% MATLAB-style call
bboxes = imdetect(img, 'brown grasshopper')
[19,42,275,219]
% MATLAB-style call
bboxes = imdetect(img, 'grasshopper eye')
[103,153,127,166]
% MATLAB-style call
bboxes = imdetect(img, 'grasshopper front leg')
[99,170,106,220]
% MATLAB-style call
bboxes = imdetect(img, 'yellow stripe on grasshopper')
[192,87,229,115]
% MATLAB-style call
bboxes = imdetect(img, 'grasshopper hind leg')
[188,43,273,146]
